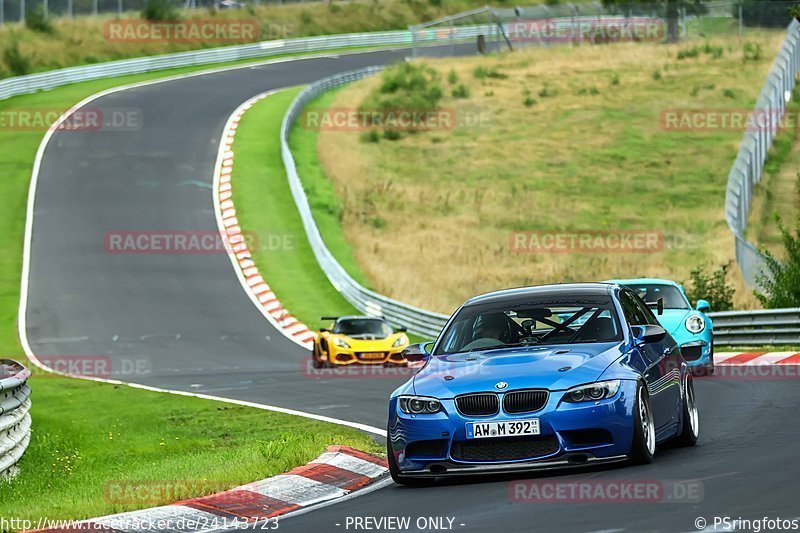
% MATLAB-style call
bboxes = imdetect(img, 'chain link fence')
[0,360,31,480]
[725,18,800,287]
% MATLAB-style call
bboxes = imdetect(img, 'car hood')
[412,343,624,398]
[656,309,693,337]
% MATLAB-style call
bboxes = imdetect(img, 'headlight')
[685,315,705,334]
[563,380,621,403]
[392,335,408,348]
[333,337,350,349]
[399,396,442,414]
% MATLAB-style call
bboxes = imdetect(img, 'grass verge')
[229,87,364,332]
[0,55,383,524]
[0,377,380,522]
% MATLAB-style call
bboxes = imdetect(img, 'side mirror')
[401,343,430,363]
[646,298,664,315]
[696,299,711,312]
[631,324,667,344]
[318,328,328,333]
[395,327,408,333]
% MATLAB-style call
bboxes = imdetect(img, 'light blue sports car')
[606,278,714,375]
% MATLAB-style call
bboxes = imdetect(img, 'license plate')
[467,419,540,439]
[360,352,384,360]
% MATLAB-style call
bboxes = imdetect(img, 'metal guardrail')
[282,70,800,345]
[0,360,31,480]
[708,308,800,346]
[280,66,450,339]
[725,18,800,286]
[0,29,416,101]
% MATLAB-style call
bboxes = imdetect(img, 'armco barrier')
[280,66,450,339]
[281,69,800,344]
[0,360,32,479]
[0,25,506,102]
[709,308,800,346]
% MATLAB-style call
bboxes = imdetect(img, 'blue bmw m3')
[387,283,699,484]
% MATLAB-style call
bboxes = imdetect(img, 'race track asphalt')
[24,47,800,532]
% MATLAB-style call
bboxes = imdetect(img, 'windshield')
[625,284,690,310]
[333,318,392,337]
[434,295,622,355]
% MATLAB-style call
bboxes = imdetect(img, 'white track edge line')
[16,50,389,439]
[211,89,315,351]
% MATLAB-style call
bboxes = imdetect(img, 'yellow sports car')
[312,316,409,367]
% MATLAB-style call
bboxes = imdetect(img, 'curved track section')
[24,49,800,532]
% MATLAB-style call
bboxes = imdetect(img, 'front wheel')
[675,373,699,446]
[629,382,655,465]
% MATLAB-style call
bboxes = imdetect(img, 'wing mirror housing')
[395,326,408,333]
[695,299,711,312]
[402,342,431,363]
[318,328,329,333]
[631,324,667,344]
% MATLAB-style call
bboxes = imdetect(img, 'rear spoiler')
[320,316,340,321]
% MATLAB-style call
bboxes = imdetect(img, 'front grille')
[503,389,548,413]
[451,435,559,462]
[455,393,499,416]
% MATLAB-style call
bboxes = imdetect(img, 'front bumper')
[679,339,713,370]
[389,380,637,475]
[320,346,407,365]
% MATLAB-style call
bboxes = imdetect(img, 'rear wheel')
[629,382,655,465]
[675,373,699,446]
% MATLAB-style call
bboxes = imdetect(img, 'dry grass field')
[313,32,784,314]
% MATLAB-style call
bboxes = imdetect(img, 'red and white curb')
[34,446,387,532]
[716,351,800,365]
[213,91,316,350]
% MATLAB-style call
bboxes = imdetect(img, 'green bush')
[141,0,180,22]
[451,83,470,98]
[610,72,620,86]
[743,42,763,62]
[25,7,55,34]
[447,69,458,84]
[685,263,735,312]
[473,65,507,80]
[3,41,30,76]
[359,62,443,138]
[755,215,800,308]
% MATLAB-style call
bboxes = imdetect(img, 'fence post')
[19,0,24,22]
[67,0,71,17]
[1,0,4,26]
[92,0,97,16]
[43,0,46,18]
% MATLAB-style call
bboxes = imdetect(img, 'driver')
[475,313,510,343]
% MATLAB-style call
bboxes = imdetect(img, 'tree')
[755,215,800,308]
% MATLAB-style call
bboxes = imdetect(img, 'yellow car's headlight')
[333,337,351,349]
[392,335,408,348]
